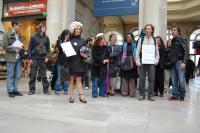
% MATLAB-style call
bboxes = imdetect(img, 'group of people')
[1,20,190,103]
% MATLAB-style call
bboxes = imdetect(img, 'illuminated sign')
[5,0,47,17]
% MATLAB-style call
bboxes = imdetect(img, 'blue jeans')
[92,77,106,97]
[170,60,186,98]
[84,64,91,87]
[54,64,68,92]
[6,61,21,93]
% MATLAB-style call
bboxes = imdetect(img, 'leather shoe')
[14,91,23,96]
[8,92,15,98]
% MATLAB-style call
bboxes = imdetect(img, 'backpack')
[164,46,177,70]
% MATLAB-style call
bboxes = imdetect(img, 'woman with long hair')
[119,33,138,97]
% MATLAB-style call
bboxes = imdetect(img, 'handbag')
[61,66,70,81]
[120,56,134,70]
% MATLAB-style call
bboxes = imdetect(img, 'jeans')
[170,60,186,98]
[29,60,49,92]
[54,64,68,92]
[92,77,106,97]
[84,64,91,87]
[138,64,155,97]
[6,60,21,93]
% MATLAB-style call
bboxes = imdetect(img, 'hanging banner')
[94,0,139,16]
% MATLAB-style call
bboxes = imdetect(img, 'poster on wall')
[94,0,139,16]
[3,0,47,18]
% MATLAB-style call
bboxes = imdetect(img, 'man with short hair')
[169,25,189,101]
[28,23,51,95]
[2,21,24,98]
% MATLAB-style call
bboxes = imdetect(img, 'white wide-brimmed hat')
[95,33,105,40]
[69,21,83,33]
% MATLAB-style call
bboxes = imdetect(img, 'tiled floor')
[0,77,200,133]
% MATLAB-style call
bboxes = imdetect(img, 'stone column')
[46,0,63,45]
[139,0,167,42]
[46,0,76,45]
[0,0,4,32]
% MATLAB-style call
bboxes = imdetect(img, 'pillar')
[46,0,76,45]
[0,0,4,32]
[139,0,167,42]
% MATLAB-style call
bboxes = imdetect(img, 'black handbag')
[61,66,70,81]
[120,56,134,70]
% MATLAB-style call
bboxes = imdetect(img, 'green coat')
[1,30,18,62]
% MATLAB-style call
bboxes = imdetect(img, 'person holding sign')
[68,21,87,103]
[136,24,160,101]
[2,21,24,98]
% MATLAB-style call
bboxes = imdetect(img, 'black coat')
[92,44,109,78]
[119,43,138,79]
[158,44,166,68]
[28,33,50,60]
[68,36,85,75]
[56,40,69,65]
[108,44,121,78]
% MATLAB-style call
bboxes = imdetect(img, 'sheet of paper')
[142,45,155,64]
[61,41,77,57]
[10,40,23,48]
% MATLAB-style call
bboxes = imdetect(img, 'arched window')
[167,28,173,40]
[105,31,123,45]
[189,28,200,65]
[132,29,139,41]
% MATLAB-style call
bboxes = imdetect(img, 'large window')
[189,28,200,66]
[132,29,139,41]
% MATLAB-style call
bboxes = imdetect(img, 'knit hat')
[69,21,83,33]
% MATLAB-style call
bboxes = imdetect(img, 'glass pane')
[196,34,200,40]
[196,55,200,66]
[132,30,139,38]
[190,55,195,62]
[190,41,195,54]
[135,35,139,41]
[190,29,200,40]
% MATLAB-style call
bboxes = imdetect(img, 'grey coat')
[1,30,19,62]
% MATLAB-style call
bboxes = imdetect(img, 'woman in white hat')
[68,21,87,103]
[91,33,110,98]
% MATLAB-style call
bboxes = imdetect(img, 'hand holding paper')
[61,41,77,57]
[11,40,24,49]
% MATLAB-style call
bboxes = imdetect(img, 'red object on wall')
[7,0,47,17]
[196,49,200,55]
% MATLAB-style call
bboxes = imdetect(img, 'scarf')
[122,40,136,60]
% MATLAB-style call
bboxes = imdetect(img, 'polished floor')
[0,77,200,133]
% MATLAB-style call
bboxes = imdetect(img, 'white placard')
[10,40,23,48]
[61,41,77,57]
[142,45,155,64]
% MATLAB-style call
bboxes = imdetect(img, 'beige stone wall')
[75,0,101,39]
